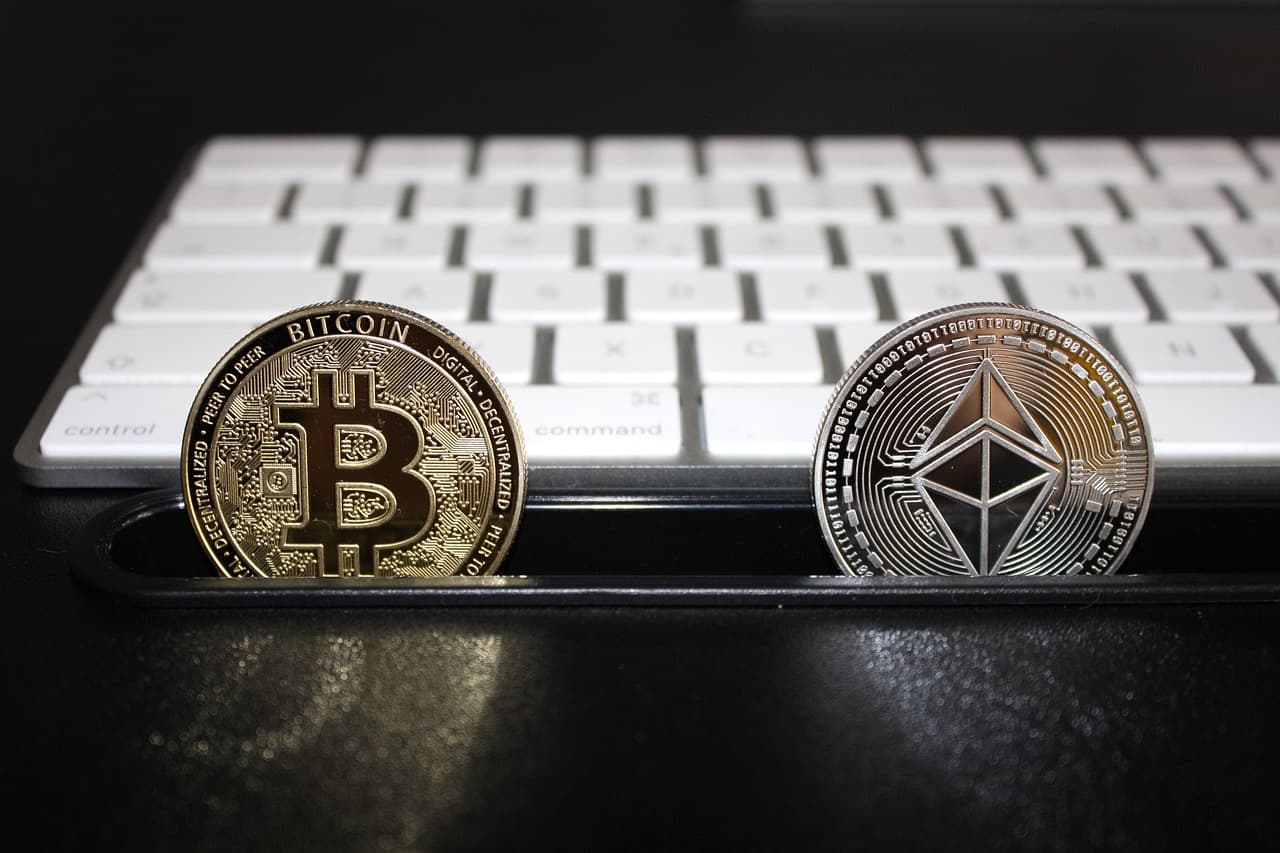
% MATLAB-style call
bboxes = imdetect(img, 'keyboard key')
[194,136,360,182]
[1110,323,1254,384]
[363,136,471,181]
[146,223,328,270]
[1229,183,1280,223]
[412,182,520,223]
[1015,270,1149,324]
[695,324,824,384]
[591,136,695,180]
[768,181,879,224]
[1031,137,1149,182]
[1246,324,1280,376]
[477,136,582,179]
[170,182,285,224]
[1144,271,1279,323]
[1202,224,1280,269]
[530,181,639,222]
[1000,183,1119,224]
[842,225,960,270]
[833,323,897,366]
[922,137,1035,182]
[884,270,1008,320]
[716,224,832,269]
[1142,137,1259,183]
[1114,183,1237,224]
[754,270,877,322]
[593,224,705,268]
[1251,139,1280,178]
[450,322,535,385]
[964,224,1085,269]
[40,385,193,460]
[552,324,678,384]
[885,182,999,224]
[625,270,742,322]
[488,270,607,321]
[651,181,759,222]
[703,136,810,180]
[465,224,576,269]
[292,181,403,224]
[1084,224,1211,269]
[115,270,344,324]
[509,385,682,459]
[81,323,249,385]
[811,136,922,181]
[353,269,474,322]
[1140,385,1280,462]
[337,223,450,269]
[702,385,834,457]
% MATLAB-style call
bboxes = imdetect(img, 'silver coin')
[812,303,1153,577]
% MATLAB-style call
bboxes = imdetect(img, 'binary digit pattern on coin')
[813,303,1153,577]
[183,302,526,578]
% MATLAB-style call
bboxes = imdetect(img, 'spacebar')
[39,384,685,464]
[1140,385,1280,462]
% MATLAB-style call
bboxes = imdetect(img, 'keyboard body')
[16,134,1280,504]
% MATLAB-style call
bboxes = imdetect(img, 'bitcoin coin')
[182,301,527,578]
[813,303,1153,577]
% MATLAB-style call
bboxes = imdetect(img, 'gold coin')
[813,302,1153,577]
[182,301,527,578]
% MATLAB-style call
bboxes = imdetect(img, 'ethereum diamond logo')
[910,358,1061,576]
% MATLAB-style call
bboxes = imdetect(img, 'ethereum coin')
[182,301,527,578]
[812,303,1153,577]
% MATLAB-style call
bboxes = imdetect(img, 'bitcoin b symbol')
[276,369,434,576]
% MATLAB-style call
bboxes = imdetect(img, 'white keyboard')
[16,134,1280,500]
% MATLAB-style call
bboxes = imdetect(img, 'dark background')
[7,1,1280,849]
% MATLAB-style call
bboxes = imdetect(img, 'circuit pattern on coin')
[182,302,526,578]
[813,303,1153,577]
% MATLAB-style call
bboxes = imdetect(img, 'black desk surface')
[8,2,1280,849]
